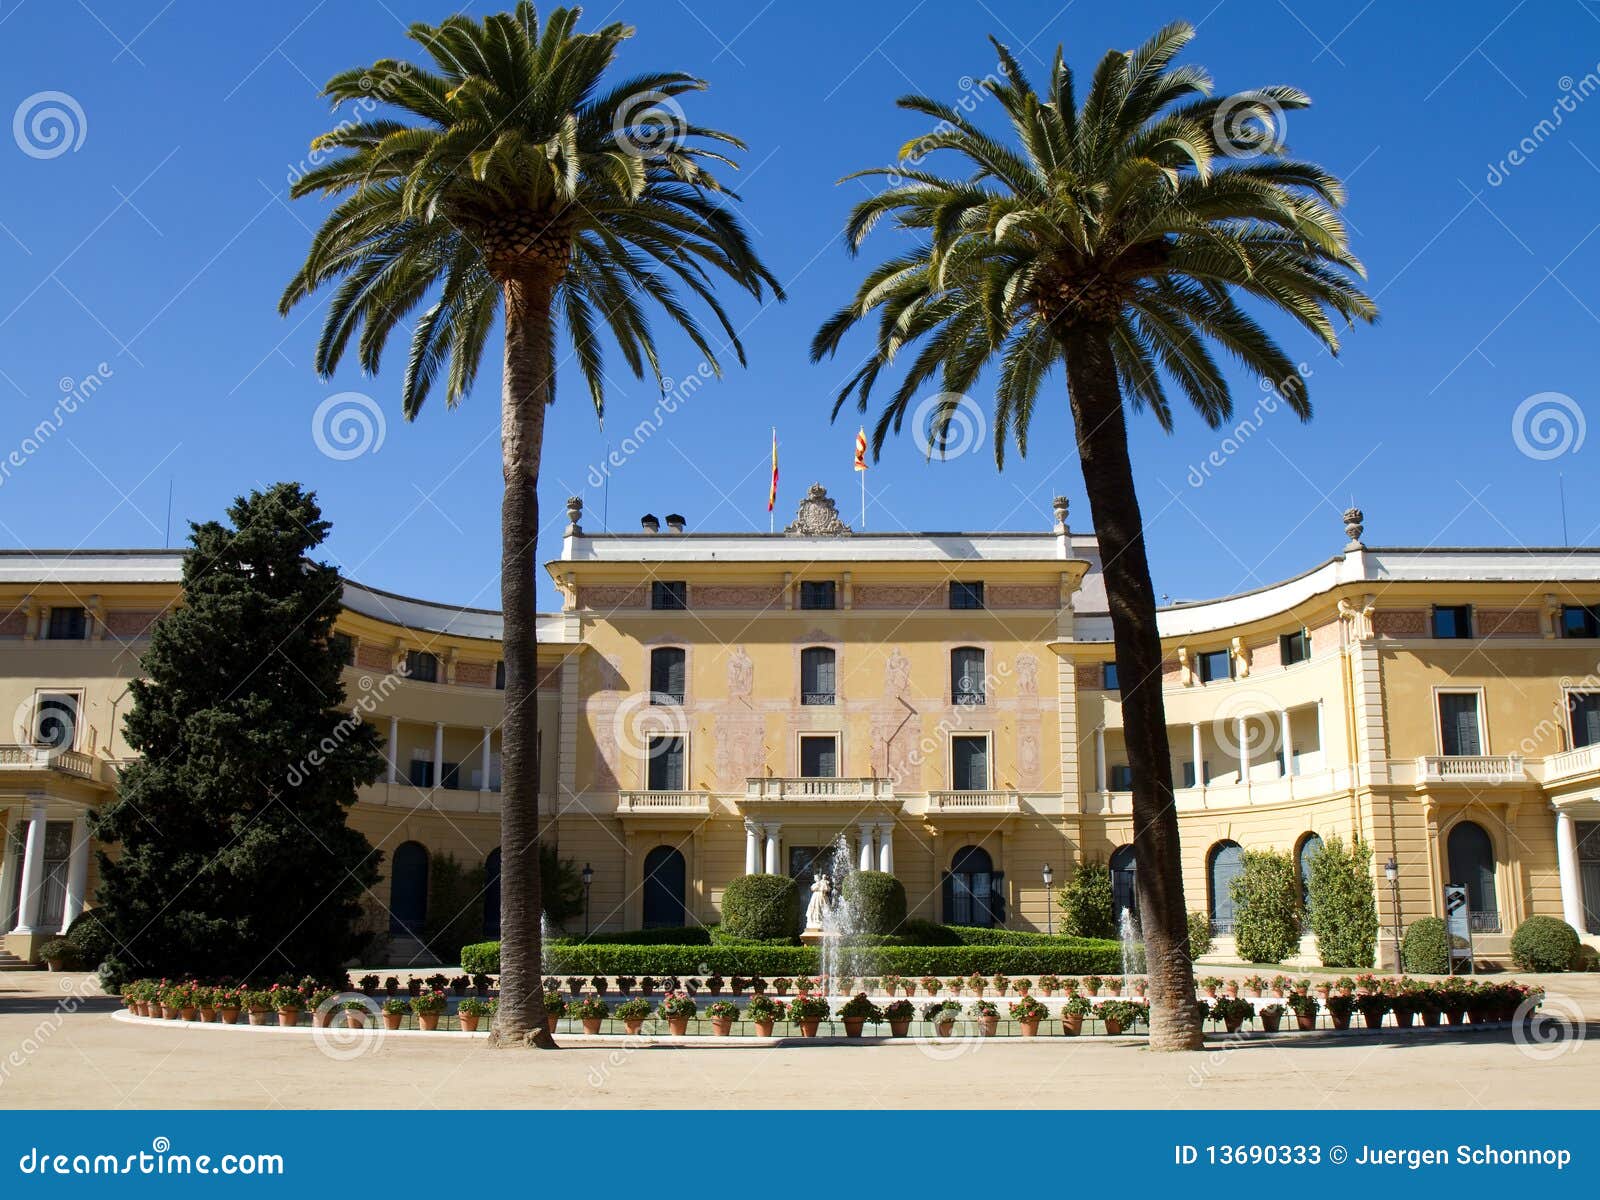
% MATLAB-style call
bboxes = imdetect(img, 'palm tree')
[281,4,780,1047]
[813,22,1374,1050]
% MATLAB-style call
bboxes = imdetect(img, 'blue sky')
[1,0,1597,611]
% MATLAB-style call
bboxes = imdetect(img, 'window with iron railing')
[951,647,985,705]
[801,647,836,705]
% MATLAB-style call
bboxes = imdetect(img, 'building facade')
[3,486,1600,967]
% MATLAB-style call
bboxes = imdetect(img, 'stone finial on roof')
[1342,506,1365,551]
[565,495,583,534]
[1052,496,1069,533]
[785,483,852,536]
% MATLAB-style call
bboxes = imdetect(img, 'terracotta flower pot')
[344,1012,368,1030]
[1223,1014,1244,1034]
[1296,1013,1316,1031]
[199,1007,216,1023]
[582,1017,603,1034]
[1061,1014,1083,1036]
[1223,983,1239,998]
[903,987,915,997]
[1421,1010,1441,1027]
[180,1007,198,1022]
[709,1016,735,1035]
[1446,1010,1465,1026]
[1260,1010,1282,1033]
[1103,1017,1125,1035]
[888,1020,910,1038]
[1202,987,1217,999]
[1361,1010,1383,1029]
[799,1019,820,1037]
[1394,1010,1415,1028]
[1330,1013,1350,1030]
[1019,1018,1040,1038]
[978,1014,999,1037]
[753,1019,774,1037]
[843,1018,865,1037]
[547,1014,559,1034]
[1469,1008,1490,1025]
[248,1009,271,1026]
[219,1007,239,1025]
[313,1012,332,1029]
[935,1020,955,1038]
[277,1009,301,1027]
[625,1018,645,1035]
[667,1016,689,1036]
[418,1013,440,1031]
[382,1013,403,1031]
[161,1005,178,1020]
[1041,987,1055,998]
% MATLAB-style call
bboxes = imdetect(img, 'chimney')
[640,513,660,533]
[665,513,686,533]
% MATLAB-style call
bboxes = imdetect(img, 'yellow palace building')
[3,484,1600,967]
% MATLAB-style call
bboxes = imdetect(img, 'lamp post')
[581,862,594,936]
[1042,863,1055,935]
[1384,855,1400,972]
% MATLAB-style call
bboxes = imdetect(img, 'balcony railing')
[617,791,710,814]
[926,790,1020,813]
[1415,755,1524,785]
[744,776,894,803]
[1542,743,1600,785]
[0,745,96,779]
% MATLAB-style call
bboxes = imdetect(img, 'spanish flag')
[853,427,868,471]
[767,427,778,513]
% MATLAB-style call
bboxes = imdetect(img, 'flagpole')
[860,465,866,529]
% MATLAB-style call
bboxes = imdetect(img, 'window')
[800,647,836,705]
[1207,841,1244,934]
[31,693,79,750]
[646,735,685,790]
[408,759,435,788]
[330,632,353,662]
[440,761,461,790]
[1432,604,1473,639]
[1570,692,1600,749]
[651,580,687,610]
[1109,763,1133,791]
[1563,605,1600,638]
[1438,692,1483,756]
[45,607,86,640]
[798,580,836,610]
[949,581,984,610]
[1296,832,1323,915]
[951,734,989,791]
[1109,845,1137,930]
[1197,648,1232,683]
[945,845,1004,927]
[494,660,505,690]
[951,646,986,705]
[799,734,837,778]
[650,647,686,704]
[1280,628,1311,666]
[405,650,438,682]
[1102,662,1120,691]
[388,841,429,936]
[1447,821,1500,933]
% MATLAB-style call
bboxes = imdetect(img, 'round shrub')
[839,871,907,935]
[1230,849,1302,963]
[1059,863,1115,939]
[1510,915,1580,973]
[65,909,113,969]
[720,874,799,941]
[1187,910,1214,963]
[1401,917,1450,974]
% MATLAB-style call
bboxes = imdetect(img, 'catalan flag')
[853,427,868,471]
[767,427,778,513]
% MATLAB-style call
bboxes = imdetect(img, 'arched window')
[800,647,836,705]
[1295,832,1323,913]
[650,647,686,704]
[642,845,687,928]
[945,844,1004,927]
[1447,821,1500,933]
[389,841,429,936]
[1207,840,1244,935]
[1109,845,1138,930]
[483,847,502,938]
[951,647,986,705]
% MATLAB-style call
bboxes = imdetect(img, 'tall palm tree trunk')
[1061,323,1202,1052]
[492,270,555,1048]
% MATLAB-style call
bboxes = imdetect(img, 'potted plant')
[1083,974,1104,998]
[1269,974,1291,998]
[1326,992,1354,1031]
[381,997,408,1031]
[748,975,767,995]
[1387,985,1416,1029]
[968,998,1000,1037]
[1241,974,1266,998]
[923,999,961,1037]
[702,999,739,1035]
[1222,977,1240,998]
[1333,975,1356,996]
[242,988,273,1025]
[565,976,585,997]
[838,993,883,1037]
[1211,996,1253,1034]
[543,976,560,993]
[945,977,963,997]
[1258,1002,1285,1033]
[1010,994,1048,1037]
[1415,985,1443,1027]
[1095,1000,1145,1035]
[574,995,610,1034]
[173,982,200,1022]
[194,986,219,1023]
[1195,975,1221,998]
[1287,990,1319,1031]
[358,974,378,996]
[788,995,830,1037]
[639,976,657,996]
[270,983,304,1027]
[616,997,653,1034]
[543,991,566,1034]
[966,972,986,997]
[773,977,792,996]
[793,975,816,995]
[862,977,881,995]
[883,999,915,1037]
[457,997,490,1033]
[1061,995,1092,1036]
[216,987,242,1025]
[1102,975,1124,997]
[588,975,607,996]
[411,988,447,1031]
[339,998,371,1029]
[658,991,697,1036]
[406,977,422,998]
[1012,977,1032,997]
[450,975,469,997]
[990,973,1010,996]
[1060,977,1081,997]
[38,938,74,971]
[309,987,337,1028]
[880,973,904,997]
[704,973,725,996]
[1038,974,1061,997]
[919,975,940,996]
[746,994,785,1036]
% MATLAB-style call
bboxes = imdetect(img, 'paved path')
[1,972,1596,1109]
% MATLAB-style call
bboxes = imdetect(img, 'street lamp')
[1384,855,1401,972]
[1042,864,1055,935]
[581,862,594,935]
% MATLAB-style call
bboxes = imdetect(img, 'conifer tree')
[92,483,383,984]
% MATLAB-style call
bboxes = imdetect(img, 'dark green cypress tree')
[92,483,383,984]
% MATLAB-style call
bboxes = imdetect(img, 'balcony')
[1541,743,1600,786]
[926,790,1021,814]
[616,790,710,815]
[0,745,97,780]
[1415,755,1524,785]
[743,777,896,805]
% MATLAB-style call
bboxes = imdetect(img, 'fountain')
[798,833,871,997]
[1119,907,1143,994]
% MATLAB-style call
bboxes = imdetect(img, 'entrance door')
[36,822,72,931]
[1578,821,1600,935]
[641,846,687,928]
[389,841,429,936]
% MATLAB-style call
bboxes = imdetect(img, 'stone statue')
[804,872,832,930]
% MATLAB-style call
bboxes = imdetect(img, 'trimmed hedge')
[459,938,1125,977]
[1510,915,1580,973]
[550,926,713,947]
[1401,917,1450,975]
[1059,862,1116,939]
[1306,835,1378,968]
[721,874,799,941]
[840,870,906,935]
[1230,849,1302,963]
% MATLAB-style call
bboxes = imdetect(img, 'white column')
[744,819,762,875]
[1094,726,1107,793]
[11,800,48,934]
[60,813,90,933]
[1555,807,1586,931]
[1315,698,1326,768]
[386,717,398,784]
[877,821,894,873]
[858,822,876,871]
[481,726,493,791]
[1237,716,1251,785]
[1190,723,1203,789]
[763,824,781,874]
[1279,709,1294,777]
[433,721,445,788]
